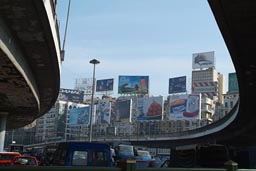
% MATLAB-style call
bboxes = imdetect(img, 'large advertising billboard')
[168,94,201,120]
[136,96,163,121]
[114,99,132,122]
[56,102,87,137]
[74,78,93,95]
[58,88,84,103]
[228,73,239,93]
[96,78,114,92]
[192,81,218,97]
[95,99,111,124]
[169,76,186,94]
[192,51,215,69]
[68,106,91,126]
[118,76,149,95]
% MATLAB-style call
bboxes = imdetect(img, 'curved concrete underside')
[207,0,256,146]
[0,0,60,129]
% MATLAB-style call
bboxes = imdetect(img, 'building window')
[225,102,228,108]
[230,101,234,108]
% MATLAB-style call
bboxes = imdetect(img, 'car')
[11,156,39,166]
[136,160,154,168]
[160,159,170,168]
[135,150,152,160]
[0,152,21,166]
[136,159,170,168]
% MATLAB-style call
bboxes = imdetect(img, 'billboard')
[56,102,87,137]
[75,78,93,95]
[192,81,218,97]
[96,78,114,92]
[115,99,132,122]
[228,73,239,93]
[168,94,201,120]
[118,76,149,95]
[68,106,90,126]
[58,88,84,103]
[136,96,164,121]
[169,76,186,94]
[192,51,215,69]
[95,100,111,124]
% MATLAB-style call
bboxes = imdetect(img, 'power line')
[61,0,71,61]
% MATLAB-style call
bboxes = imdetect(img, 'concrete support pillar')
[0,113,7,152]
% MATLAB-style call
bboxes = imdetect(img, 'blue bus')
[52,142,114,167]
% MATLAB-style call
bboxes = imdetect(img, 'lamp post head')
[90,59,100,65]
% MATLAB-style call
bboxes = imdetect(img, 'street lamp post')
[89,59,100,142]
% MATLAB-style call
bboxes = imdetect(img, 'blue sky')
[57,0,235,98]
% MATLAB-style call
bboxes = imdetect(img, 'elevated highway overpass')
[0,0,255,164]
[0,0,61,151]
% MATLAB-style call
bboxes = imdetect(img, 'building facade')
[191,67,226,120]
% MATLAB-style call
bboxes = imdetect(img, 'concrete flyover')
[0,0,255,151]
[0,0,61,132]
[127,0,256,148]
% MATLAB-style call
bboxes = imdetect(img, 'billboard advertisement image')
[192,51,215,69]
[136,96,163,121]
[228,73,239,93]
[95,100,111,124]
[169,76,186,94]
[192,81,218,97]
[57,102,87,137]
[96,78,114,92]
[58,88,84,103]
[118,76,149,95]
[168,94,201,120]
[115,99,132,122]
[74,78,93,95]
[69,106,90,126]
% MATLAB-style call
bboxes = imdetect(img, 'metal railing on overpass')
[24,100,238,149]
[61,101,239,146]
